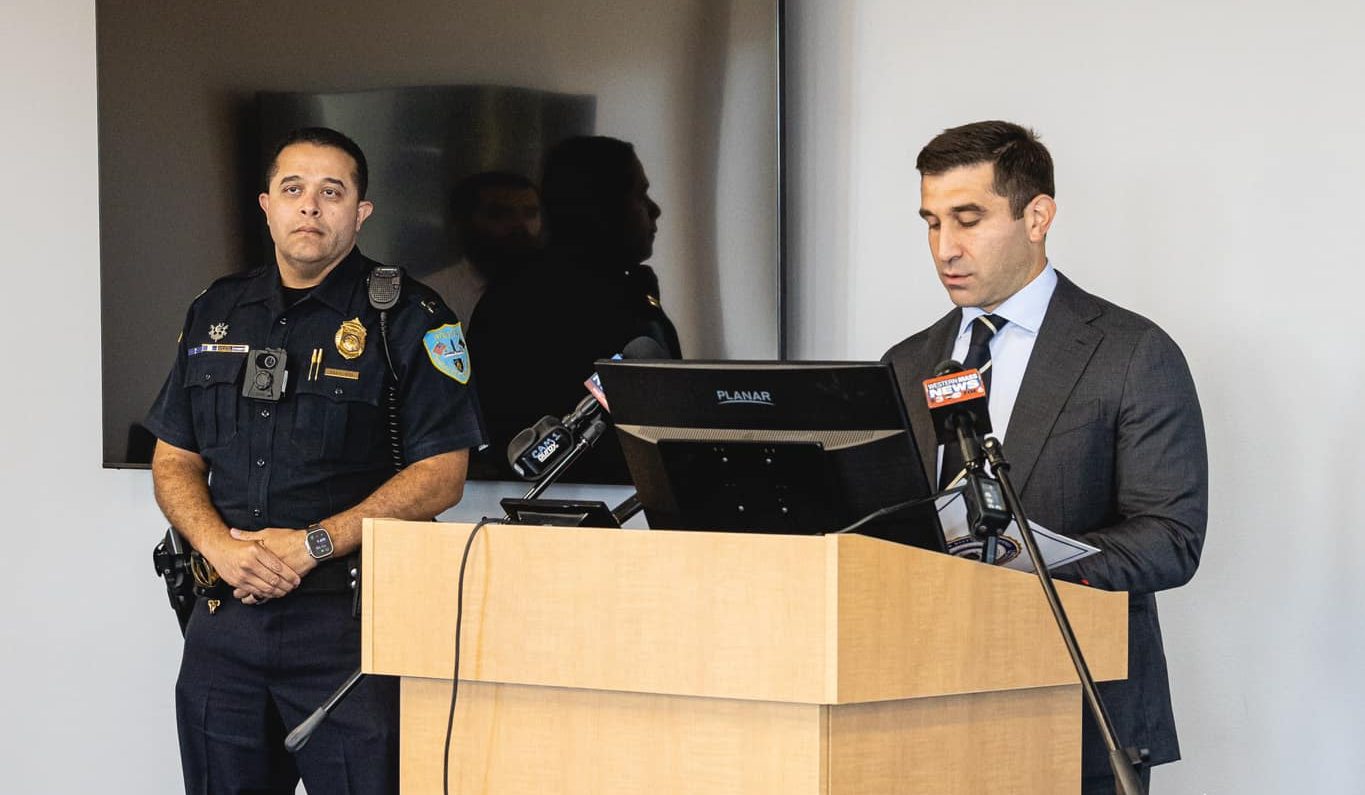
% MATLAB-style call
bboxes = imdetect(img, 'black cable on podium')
[832,486,961,536]
[441,515,501,795]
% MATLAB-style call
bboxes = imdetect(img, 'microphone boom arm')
[981,436,1147,794]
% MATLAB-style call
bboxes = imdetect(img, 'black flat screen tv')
[98,1,786,476]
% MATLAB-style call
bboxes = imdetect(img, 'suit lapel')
[903,311,961,483]
[1003,274,1103,494]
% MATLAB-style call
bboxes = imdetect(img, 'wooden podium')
[361,519,1127,794]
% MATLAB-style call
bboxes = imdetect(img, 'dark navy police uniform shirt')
[145,248,485,531]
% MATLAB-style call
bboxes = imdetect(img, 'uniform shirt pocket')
[183,354,246,451]
[289,373,385,463]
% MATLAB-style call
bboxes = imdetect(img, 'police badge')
[423,323,471,384]
[335,318,367,360]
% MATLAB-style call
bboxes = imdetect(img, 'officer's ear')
[258,192,270,218]
[355,200,374,232]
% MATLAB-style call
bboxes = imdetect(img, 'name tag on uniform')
[188,343,250,356]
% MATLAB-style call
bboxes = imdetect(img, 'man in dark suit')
[883,121,1207,793]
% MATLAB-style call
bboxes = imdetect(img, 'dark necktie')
[939,314,1008,490]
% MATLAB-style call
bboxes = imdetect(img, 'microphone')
[583,335,671,413]
[508,416,576,480]
[923,359,993,445]
[506,336,670,480]
[284,669,363,752]
[922,359,1011,553]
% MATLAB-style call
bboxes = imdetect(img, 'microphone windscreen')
[622,336,669,360]
[933,359,964,377]
[507,416,561,469]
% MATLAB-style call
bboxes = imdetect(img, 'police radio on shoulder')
[367,266,402,311]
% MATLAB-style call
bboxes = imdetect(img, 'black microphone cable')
[442,515,505,795]
[833,485,963,536]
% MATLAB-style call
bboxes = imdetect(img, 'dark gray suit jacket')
[883,272,1208,775]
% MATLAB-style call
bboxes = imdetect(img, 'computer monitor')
[594,360,947,552]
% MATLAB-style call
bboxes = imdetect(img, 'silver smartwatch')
[305,525,335,560]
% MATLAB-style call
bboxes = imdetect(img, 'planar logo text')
[716,389,774,407]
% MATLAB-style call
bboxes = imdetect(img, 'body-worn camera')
[243,347,288,401]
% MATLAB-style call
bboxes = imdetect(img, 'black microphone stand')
[981,436,1147,795]
[952,418,1010,564]
[286,417,616,753]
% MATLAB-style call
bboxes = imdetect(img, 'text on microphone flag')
[924,370,986,407]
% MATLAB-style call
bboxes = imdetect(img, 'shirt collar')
[238,246,367,315]
[307,247,369,314]
[957,262,1058,338]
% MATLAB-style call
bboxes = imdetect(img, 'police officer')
[144,127,484,794]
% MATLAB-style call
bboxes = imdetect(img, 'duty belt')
[195,557,359,598]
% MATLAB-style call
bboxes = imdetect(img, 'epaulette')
[400,276,450,318]
[189,265,266,308]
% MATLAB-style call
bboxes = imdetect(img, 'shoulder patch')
[422,323,471,384]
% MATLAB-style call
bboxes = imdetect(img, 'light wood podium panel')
[361,520,1126,794]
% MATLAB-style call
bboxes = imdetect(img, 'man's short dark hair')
[451,171,538,222]
[540,136,638,243]
[264,127,369,200]
[916,121,1054,218]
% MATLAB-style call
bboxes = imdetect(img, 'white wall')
[0,4,182,791]
[787,1,1365,792]
[6,1,1364,792]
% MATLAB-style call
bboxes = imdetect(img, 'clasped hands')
[201,527,318,606]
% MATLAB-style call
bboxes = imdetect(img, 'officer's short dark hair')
[451,171,539,223]
[264,127,370,200]
[916,121,1054,219]
[540,136,638,244]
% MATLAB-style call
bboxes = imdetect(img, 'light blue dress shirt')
[937,263,1058,543]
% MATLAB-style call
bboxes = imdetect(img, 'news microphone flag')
[923,367,992,447]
